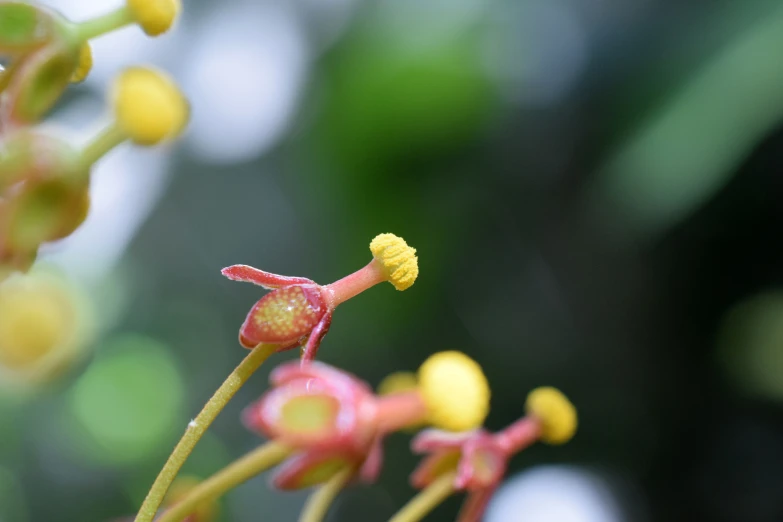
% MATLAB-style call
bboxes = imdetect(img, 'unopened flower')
[0,132,87,275]
[391,387,577,522]
[223,233,418,361]
[0,269,93,390]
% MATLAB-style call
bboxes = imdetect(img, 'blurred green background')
[3,0,783,521]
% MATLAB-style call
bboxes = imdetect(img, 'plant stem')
[389,471,457,522]
[74,7,133,41]
[154,441,292,522]
[134,343,279,522]
[298,466,355,522]
[79,123,126,170]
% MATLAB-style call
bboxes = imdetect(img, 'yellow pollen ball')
[0,277,74,369]
[525,387,577,445]
[377,371,418,396]
[70,43,92,83]
[418,351,490,432]
[370,233,418,291]
[112,67,189,145]
[127,0,180,36]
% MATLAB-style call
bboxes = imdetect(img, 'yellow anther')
[112,67,189,145]
[377,371,418,396]
[525,387,577,445]
[370,233,418,291]
[127,0,180,36]
[70,43,92,83]
[418,351,490,432]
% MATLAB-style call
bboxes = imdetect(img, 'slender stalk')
[134,343,279,522]
[154,441,292,522]
[374,391,428,433]
[323,260,385,308]
[389,472,457,522]
[78,123,126,171]
[298,466,355,522]
[494,417,541,454]
[74,7,133,41]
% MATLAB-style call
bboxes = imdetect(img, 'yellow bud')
[370,233,418,291]
[112,67,188,145]
[525,387,577,445]
[418,351,490,432]
[378,371,418,396]
[127,0,180,36]
[0,270,92,389]
[70,43,92,83]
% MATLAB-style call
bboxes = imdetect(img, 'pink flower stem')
[494,417,541,455]
[322,259,386,308]
[374,391,429,433]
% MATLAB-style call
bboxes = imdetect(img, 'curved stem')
[134,343,279,522]
[389,472,457,522]
[299,466,355,522]
[155,441,292,522]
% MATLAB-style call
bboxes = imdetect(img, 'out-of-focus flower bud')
[0,2,60,56]
[3,44,79,124]
[0,132,87,261]
[0,269,93,390]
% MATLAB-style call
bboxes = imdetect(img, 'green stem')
[78,123,126,171]
[154,441,292,522]
[298,466,355,522]
[74,7,133,41]
[134,343,279,522]
[389,472,457,522]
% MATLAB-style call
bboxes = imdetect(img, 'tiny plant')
[0,1,578,521]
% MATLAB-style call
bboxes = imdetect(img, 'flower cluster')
[0,2,580,522]
[0,1,187,388]
[0,0,186,280]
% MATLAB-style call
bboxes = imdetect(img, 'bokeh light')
[485,466,633,522]
[66,334,184,465]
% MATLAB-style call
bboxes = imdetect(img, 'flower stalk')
[134,343,278,522]
[299,465,356,522]
[72,7,133,41]
[153,441,292,522]
[389,471,457,522]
